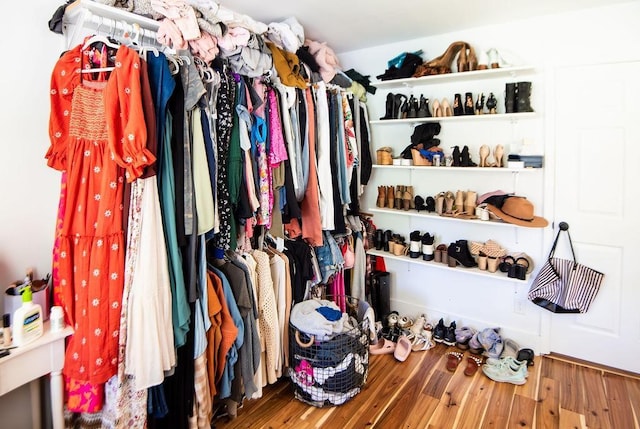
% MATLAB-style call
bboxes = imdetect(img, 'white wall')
[338,1,640,352]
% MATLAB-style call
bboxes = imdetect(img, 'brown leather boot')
[395,185,405,209]
[377,186,387,208]
[386,186,395,209]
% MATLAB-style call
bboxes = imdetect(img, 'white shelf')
[373,66,536,89]
[371,165,542,173]
[366,249,526,283]
[368,207,520,229]
[369,111,537,125]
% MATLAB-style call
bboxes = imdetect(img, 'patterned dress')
[46,43,153,412]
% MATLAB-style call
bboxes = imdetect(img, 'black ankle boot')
[417,95,431,118]
[460,145,477,167]
[414,195,426,212]
[375,229,384,250]
[382,230,392,251]
[380,93,395,120]
[422,232,435,261]
[505,83,516,113]
[452,146,461,167]
[486,92,497,114]
[407,95,418,118]
[448,240,477,267]
[464,92,474,115]
[516,81,534,112]
[394,94,407,119]
[453,93,464,116]
[409,230,422,258]
[475,93,485,115]
[425,196,436,212]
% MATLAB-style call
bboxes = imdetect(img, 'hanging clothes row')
[46,17,374,427]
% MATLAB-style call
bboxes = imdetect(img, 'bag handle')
[547,221,577,268]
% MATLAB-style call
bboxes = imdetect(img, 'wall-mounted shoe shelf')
[369,111,537,125]
[373,65,535,89]
[371,165,542,173]
[366,249,527,283]
[369,207,521,229]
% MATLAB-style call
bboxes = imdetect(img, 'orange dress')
[46,43,154,407]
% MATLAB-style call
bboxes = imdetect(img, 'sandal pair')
[446,351,483,376]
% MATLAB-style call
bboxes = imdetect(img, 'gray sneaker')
[482,356,528,385]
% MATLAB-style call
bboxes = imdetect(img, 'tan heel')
[377,186,387,208]
[441,98,453,117]
[444,191,455,214]
[479,145,489,167]
[432,99,442,117]
[455,190,465,212]
[464,191,477,215]
[435,192,445,215]
[494,144,504,168]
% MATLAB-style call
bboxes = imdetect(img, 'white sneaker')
[482,356,528,385]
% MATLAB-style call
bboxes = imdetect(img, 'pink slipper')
[369,338,396,355]
[394,335,412,362]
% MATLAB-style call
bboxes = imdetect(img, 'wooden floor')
[212,344,640,429]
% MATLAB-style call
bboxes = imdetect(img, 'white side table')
[0,321,73,429]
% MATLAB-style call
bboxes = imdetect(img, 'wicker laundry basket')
[289,295,370,407]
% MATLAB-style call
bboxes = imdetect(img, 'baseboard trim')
[545,352,640,379]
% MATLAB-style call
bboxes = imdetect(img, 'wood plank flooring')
[212,344,640,429]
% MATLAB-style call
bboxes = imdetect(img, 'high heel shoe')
[460,145,477,167]
[380,93,395,120]
[479,145,490,167]
[486,92,498,114]
[425,196,436,212]
[444,191,455,214]
[487,48,501,69]
[457,46,468,72]
[464,190,477,216]
[407,95,418,118]
[475,93,485,115]
[376,146,393,165]
[494,144,504,168]
[464,92,474,115]
[414,195,426,212]
[434,192,445,215]
[476,49,489,70]
[432,99,442,117]
[441,98,453,117]
[455,190,465,212]
[466,45,478,71]
[394,93,408,119]
[453,94,463,116]
[451,145,461,167]
[417,95,431,118]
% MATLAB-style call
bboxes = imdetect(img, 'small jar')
[50,306,65,332]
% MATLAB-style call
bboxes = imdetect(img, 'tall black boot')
[417,95,431,118]
[452,145,461,167]
[380,93,395,120]
[460,145,477,167]
[505,83,516,113]
[516,81,534,112]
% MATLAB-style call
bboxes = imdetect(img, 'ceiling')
[218,0,634,54]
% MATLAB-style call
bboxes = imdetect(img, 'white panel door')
[550,62,640,373]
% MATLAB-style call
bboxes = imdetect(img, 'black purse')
[528,222,604,313]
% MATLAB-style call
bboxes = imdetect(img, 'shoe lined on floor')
[465,355,483,376]
[370,338,396,355]
[482,356,528,385]
[433,318,446,343]
[443,321,457,346]
[446,351,463,371]
[455,326,476,350]
[394,335,412,362]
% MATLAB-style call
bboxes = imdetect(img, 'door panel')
[551,62,640,373]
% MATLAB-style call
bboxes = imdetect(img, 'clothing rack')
[62,0,167,52]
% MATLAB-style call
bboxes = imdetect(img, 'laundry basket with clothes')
[289,296,370,407]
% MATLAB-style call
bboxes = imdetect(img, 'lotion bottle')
[12,285,44,346]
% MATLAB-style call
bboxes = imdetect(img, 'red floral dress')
[46,43,154,412]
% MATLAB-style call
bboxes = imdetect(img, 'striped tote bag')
[528,223,605,313]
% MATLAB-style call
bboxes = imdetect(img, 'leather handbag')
[528,223,604,313]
